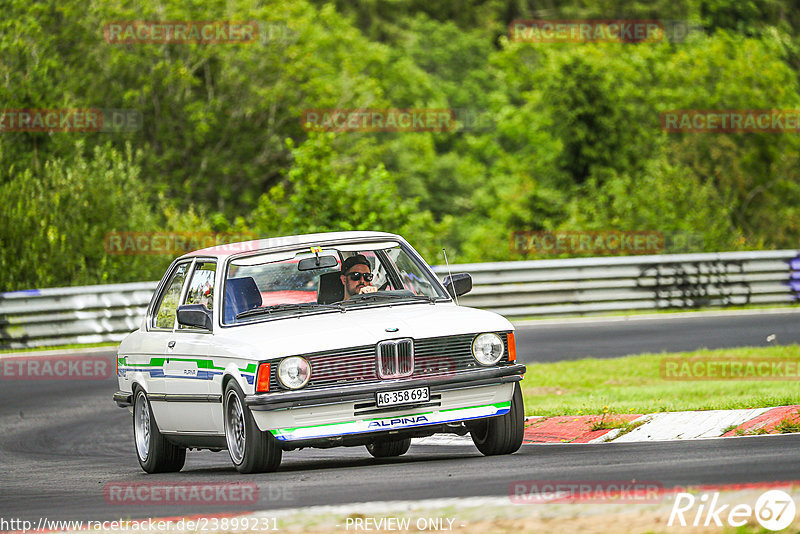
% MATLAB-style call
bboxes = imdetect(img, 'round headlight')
[472,333,504,366]
[278,356,311,389]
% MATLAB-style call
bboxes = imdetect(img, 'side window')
[357,251,390,290]
[153,262,190,329]
[387,248,439,297]
[183,261,217,316]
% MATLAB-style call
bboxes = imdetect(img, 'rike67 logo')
[669,489,796,531]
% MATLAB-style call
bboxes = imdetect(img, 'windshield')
[223,241,447,324]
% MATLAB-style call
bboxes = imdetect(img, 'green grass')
[735,427,769,436]
[588,412,630,431]
[519,345,800,417]
[587,412,647,439]
[511,303,800,323]
[775,411,800,433]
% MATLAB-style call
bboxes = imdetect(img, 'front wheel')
[469,383,524,456]
[133,388,186,473]
[366,437,411,458]
[224,381,282,474]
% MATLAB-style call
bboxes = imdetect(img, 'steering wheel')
[378,280,391,291]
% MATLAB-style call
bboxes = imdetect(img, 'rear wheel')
[470,383,524,456]
[224,380,282,474]
[366,437,412,458]
[133,388,186,473]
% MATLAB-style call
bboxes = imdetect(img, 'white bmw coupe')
[113,231,526,473]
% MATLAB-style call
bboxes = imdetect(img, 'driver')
[340,254,379,300]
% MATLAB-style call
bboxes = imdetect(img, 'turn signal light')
[507,332,517,362]
[255,362,271,393]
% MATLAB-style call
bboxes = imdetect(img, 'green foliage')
[0,143,165,290]
[249,132,448,262]
[565,155,735,252]
[3,0,800,290]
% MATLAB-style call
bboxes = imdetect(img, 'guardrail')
[432,250,800,317]
[2,250,798,350]
[0,282,157,350]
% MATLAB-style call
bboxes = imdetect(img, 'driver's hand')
[359,285,378,295]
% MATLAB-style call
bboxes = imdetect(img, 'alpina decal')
[368,416,429,428]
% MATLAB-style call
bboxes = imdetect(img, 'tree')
[249,132,448,261]
[0,143,164,290]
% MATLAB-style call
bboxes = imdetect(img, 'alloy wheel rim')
[225,391,246,464]
[134,392,150,461]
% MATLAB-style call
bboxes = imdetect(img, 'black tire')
[133,388,186,473]
[366,437,412,458]
[224,380,282,474]
[470,383,524,456]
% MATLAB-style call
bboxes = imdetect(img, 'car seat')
[317,271,344,304]
[224,277,263,322]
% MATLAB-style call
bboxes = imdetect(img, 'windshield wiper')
[237,302,344,319]
[344,291,437,304]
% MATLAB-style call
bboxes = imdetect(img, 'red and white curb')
[611,408,770,443]
[413,405,800,446]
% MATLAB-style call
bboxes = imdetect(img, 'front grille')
[268,332,511,390]
[415,334,485,376]
[376,339,414,378]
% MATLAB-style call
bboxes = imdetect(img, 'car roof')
[179,230,402,260]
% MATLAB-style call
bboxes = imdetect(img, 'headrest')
[224,277,262,322]
[317,271,344,304]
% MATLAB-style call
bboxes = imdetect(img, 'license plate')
[375,386,430,407]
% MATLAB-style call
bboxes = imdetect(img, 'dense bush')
[2,0,799,289]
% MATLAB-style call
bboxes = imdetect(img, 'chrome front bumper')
[246,364,525,441]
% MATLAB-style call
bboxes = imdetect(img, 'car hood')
[212,303,512,361]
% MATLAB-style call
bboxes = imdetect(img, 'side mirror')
[443,273,472,298]
[177,304,213,330]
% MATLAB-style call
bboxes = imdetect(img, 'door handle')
[167,341,176,349]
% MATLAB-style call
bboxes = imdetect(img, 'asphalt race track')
[2,376,800,522]
[2,310,799,522]
[514,309,800,362]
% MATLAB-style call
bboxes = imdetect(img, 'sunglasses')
[346,272,374,282]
